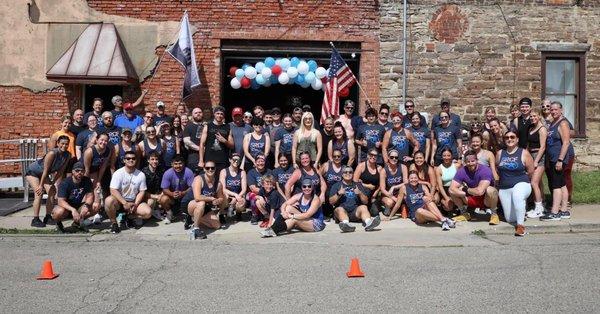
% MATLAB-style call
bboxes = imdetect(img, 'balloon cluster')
[229,57,329,91]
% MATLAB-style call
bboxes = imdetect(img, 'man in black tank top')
[513,97,532,148]
[199,106,231,175]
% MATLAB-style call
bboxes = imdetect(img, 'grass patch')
[471,229,486,237]
[543,170,600,204]
[0,228,59,235]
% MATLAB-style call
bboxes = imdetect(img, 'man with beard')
[75,115,99,160]
[401,100,427,129]
[69,109,86,136]
[99,111,122,147]
[229,107,252,162]
[182,107,204,172]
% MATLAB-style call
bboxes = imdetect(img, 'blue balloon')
[288,76,296,84]
[280,58,291,70]
[270,75,278,84]
[255,74,266,85]
[255,62,265,73]
[235,68,245,79]
[242,63,251,70]
[301,82,311,88]
[307,60,318,72]
[296,74,305,84]
[251,80,260,90]
[305,72,316,84]
[290,57,300,67]
[265,57,276,68]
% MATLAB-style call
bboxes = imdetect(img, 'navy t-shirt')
[274,127,296,155]
[57,176,93,207]
[328,181,369,209]
[433,124,461,158]
[247,168,272,189]
[272,166,294,188]
[259,187,284,211]
[357,123,385,162]
[99,125,122,146]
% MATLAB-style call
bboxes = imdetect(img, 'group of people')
[25,92,575,238]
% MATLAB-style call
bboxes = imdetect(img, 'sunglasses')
[405,105,414,108]
[542,105,550,109]
[380,112,389,116]
[504,135,517,140]
[440,116,449,120]
[145,116,153,119]
[302,185,312,189]
[231,158,241,163]
[205,167,215,171]
[333,155,342,159]
[389,156,399,160]
[368,154,377,158]
[124,157,136,161]
[345,106,354,110]
[147,130,156,134]
[343,170,353,174]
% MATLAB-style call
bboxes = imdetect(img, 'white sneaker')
[92,213,103,225]
[441,221,450,231]
[474,208,485,215]
[164,211,173,224]
[227,205,235,218]
[527,209,544,219]
[444,218,456,229]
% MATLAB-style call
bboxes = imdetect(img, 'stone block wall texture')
[379,0,600,170]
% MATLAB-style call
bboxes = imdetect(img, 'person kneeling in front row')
[329,166,381,232]
[260,179,325,237]
[105,151,152,234]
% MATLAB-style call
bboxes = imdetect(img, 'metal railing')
[0,139,48,202]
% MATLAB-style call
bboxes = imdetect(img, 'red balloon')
[271,65,282,76]
[339,87,350,98]
[241,77,251,89]
[229,66,238,77]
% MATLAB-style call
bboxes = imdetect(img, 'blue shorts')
[312,219,325,232]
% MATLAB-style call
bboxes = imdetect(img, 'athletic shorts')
[467,195,486,208]
[546,162,566,190]
[531,151,545,166]
[312,219,325,232]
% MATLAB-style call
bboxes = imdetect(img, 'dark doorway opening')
[221,40,361,121]
[84,85,123,113]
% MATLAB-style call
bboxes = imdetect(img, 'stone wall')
[380,0,600,170]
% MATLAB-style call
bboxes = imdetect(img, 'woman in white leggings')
[496,130,534,236]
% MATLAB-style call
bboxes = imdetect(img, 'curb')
[483,223,600,235]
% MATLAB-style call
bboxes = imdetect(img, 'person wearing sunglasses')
[137,126,165,169]
[254,174,285,228]
[26,135,72,228]
[507,104,521,131]
[243,116,270,171]
[431,100,461,128]
[377,104,393,131]
[112,128,141,171]
[379,149,408,219]
[401,100,427,129]
[320,149,345,220]
[272,154,294,199]
[496,130,534,236]
[435,148,459,213]
[328,166,381,232]
[525,108,548,219]
[285,151,326,204]
[391,171,455,230]
[159,155,194,224]
[219,153,247,223]
[382,112,419,165]
[99,111,122,147]
[260,179,325,237]
[274,114,297,168]
[449,150,499,224]
[246,154,273,225]
[354,148,383,216]
[541,98,553,125]
[431,111,462,166]
[105,151,152,234]
[52,162,97,233]
[355,108,386,165]
[328,123,355,167]
[182,161,224,240]
[407,112,431,161]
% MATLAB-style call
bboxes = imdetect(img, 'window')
[542,52,586,137]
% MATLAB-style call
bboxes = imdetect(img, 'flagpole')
[145,11,186,91]
[329,42,373,108]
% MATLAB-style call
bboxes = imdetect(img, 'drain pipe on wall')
[401,0,408,114]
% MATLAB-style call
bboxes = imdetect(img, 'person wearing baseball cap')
[229,107,253,159]
[431,99,461,128]
[52,161,97,233]
[114,101,144,131]
[154,100,173,128]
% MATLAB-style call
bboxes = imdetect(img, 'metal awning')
[46,23,138,85]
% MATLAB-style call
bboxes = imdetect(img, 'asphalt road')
[1,232,599,313]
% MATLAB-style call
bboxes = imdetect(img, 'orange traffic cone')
[346,258,365,278]
[401,204,408,219]
[37,260,59,280]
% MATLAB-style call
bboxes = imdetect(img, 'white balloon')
[278,72,290,85]
[315,67,327,79]
[255,62,265,73]
[261,67,272,79]
[230,77,241,89]
[244,66,257,79]
[287,67,298,78]
[311,77,322,90]
[297,61,309,75]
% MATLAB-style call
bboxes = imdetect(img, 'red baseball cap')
[123,102,134,111]
[232,107,243,117]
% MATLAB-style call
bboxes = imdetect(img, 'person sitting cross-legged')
[52,162,98,233]
[329,166,381,232]
[449,149,500,225]
[254,174,285,228]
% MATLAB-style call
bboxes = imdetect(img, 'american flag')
[321,47,356,124]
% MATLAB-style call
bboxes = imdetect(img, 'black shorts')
[546,162,566,190]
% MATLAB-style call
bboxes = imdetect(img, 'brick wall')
[380,0,600,170]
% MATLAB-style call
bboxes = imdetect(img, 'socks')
[535,202,544,211]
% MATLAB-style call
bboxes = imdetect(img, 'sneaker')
[527,209,544,219]
[227,205,235,218]
[56,221,65,233]
[453,212,471,222]
[152,210,163,220]
[164,211,173,224]
[110,223,121,234]
[92,213,103,225]
[42,213,55,225]
[72,221,88,233]
[441,221,450,231]
[473,208,485,215]
[31,217,46,228]
[444,218,456,229]
[489,214,500,225]
[365,216,381,231]
[560,211,571,219]
[515,224,526,236]
[338,222,356,233]
[82,218,93,227]
[259,228,277,238]
[250,215,259,225]
[193,228,207,240]
[540,213,561,221]
[183,213,193,230]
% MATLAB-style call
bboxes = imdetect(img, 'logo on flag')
[167,12,201,99]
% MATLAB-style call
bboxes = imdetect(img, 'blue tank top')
[163,136,177,166]
[384,165,403,192]
[497,148,529,189]
[405,184,425,216]
[143,138,163,158]
[90,146,111,172]
[324,161,343,188]
[200,174,217,197]
[546,118,572,163]
[299,195,324,221]
[248,133,266,158]
[224,167,242,193]
[390,128,410,159]
[294,168,321,195]
[28,148,71,177]
[274,166,294,188]
[410,126,429,153]
[332,139,350,165]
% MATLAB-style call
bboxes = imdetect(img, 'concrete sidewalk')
[1,203,598,243]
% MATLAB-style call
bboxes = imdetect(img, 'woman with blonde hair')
[291,112,322,169]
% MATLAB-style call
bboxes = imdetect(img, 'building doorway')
[84,85,123,113]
